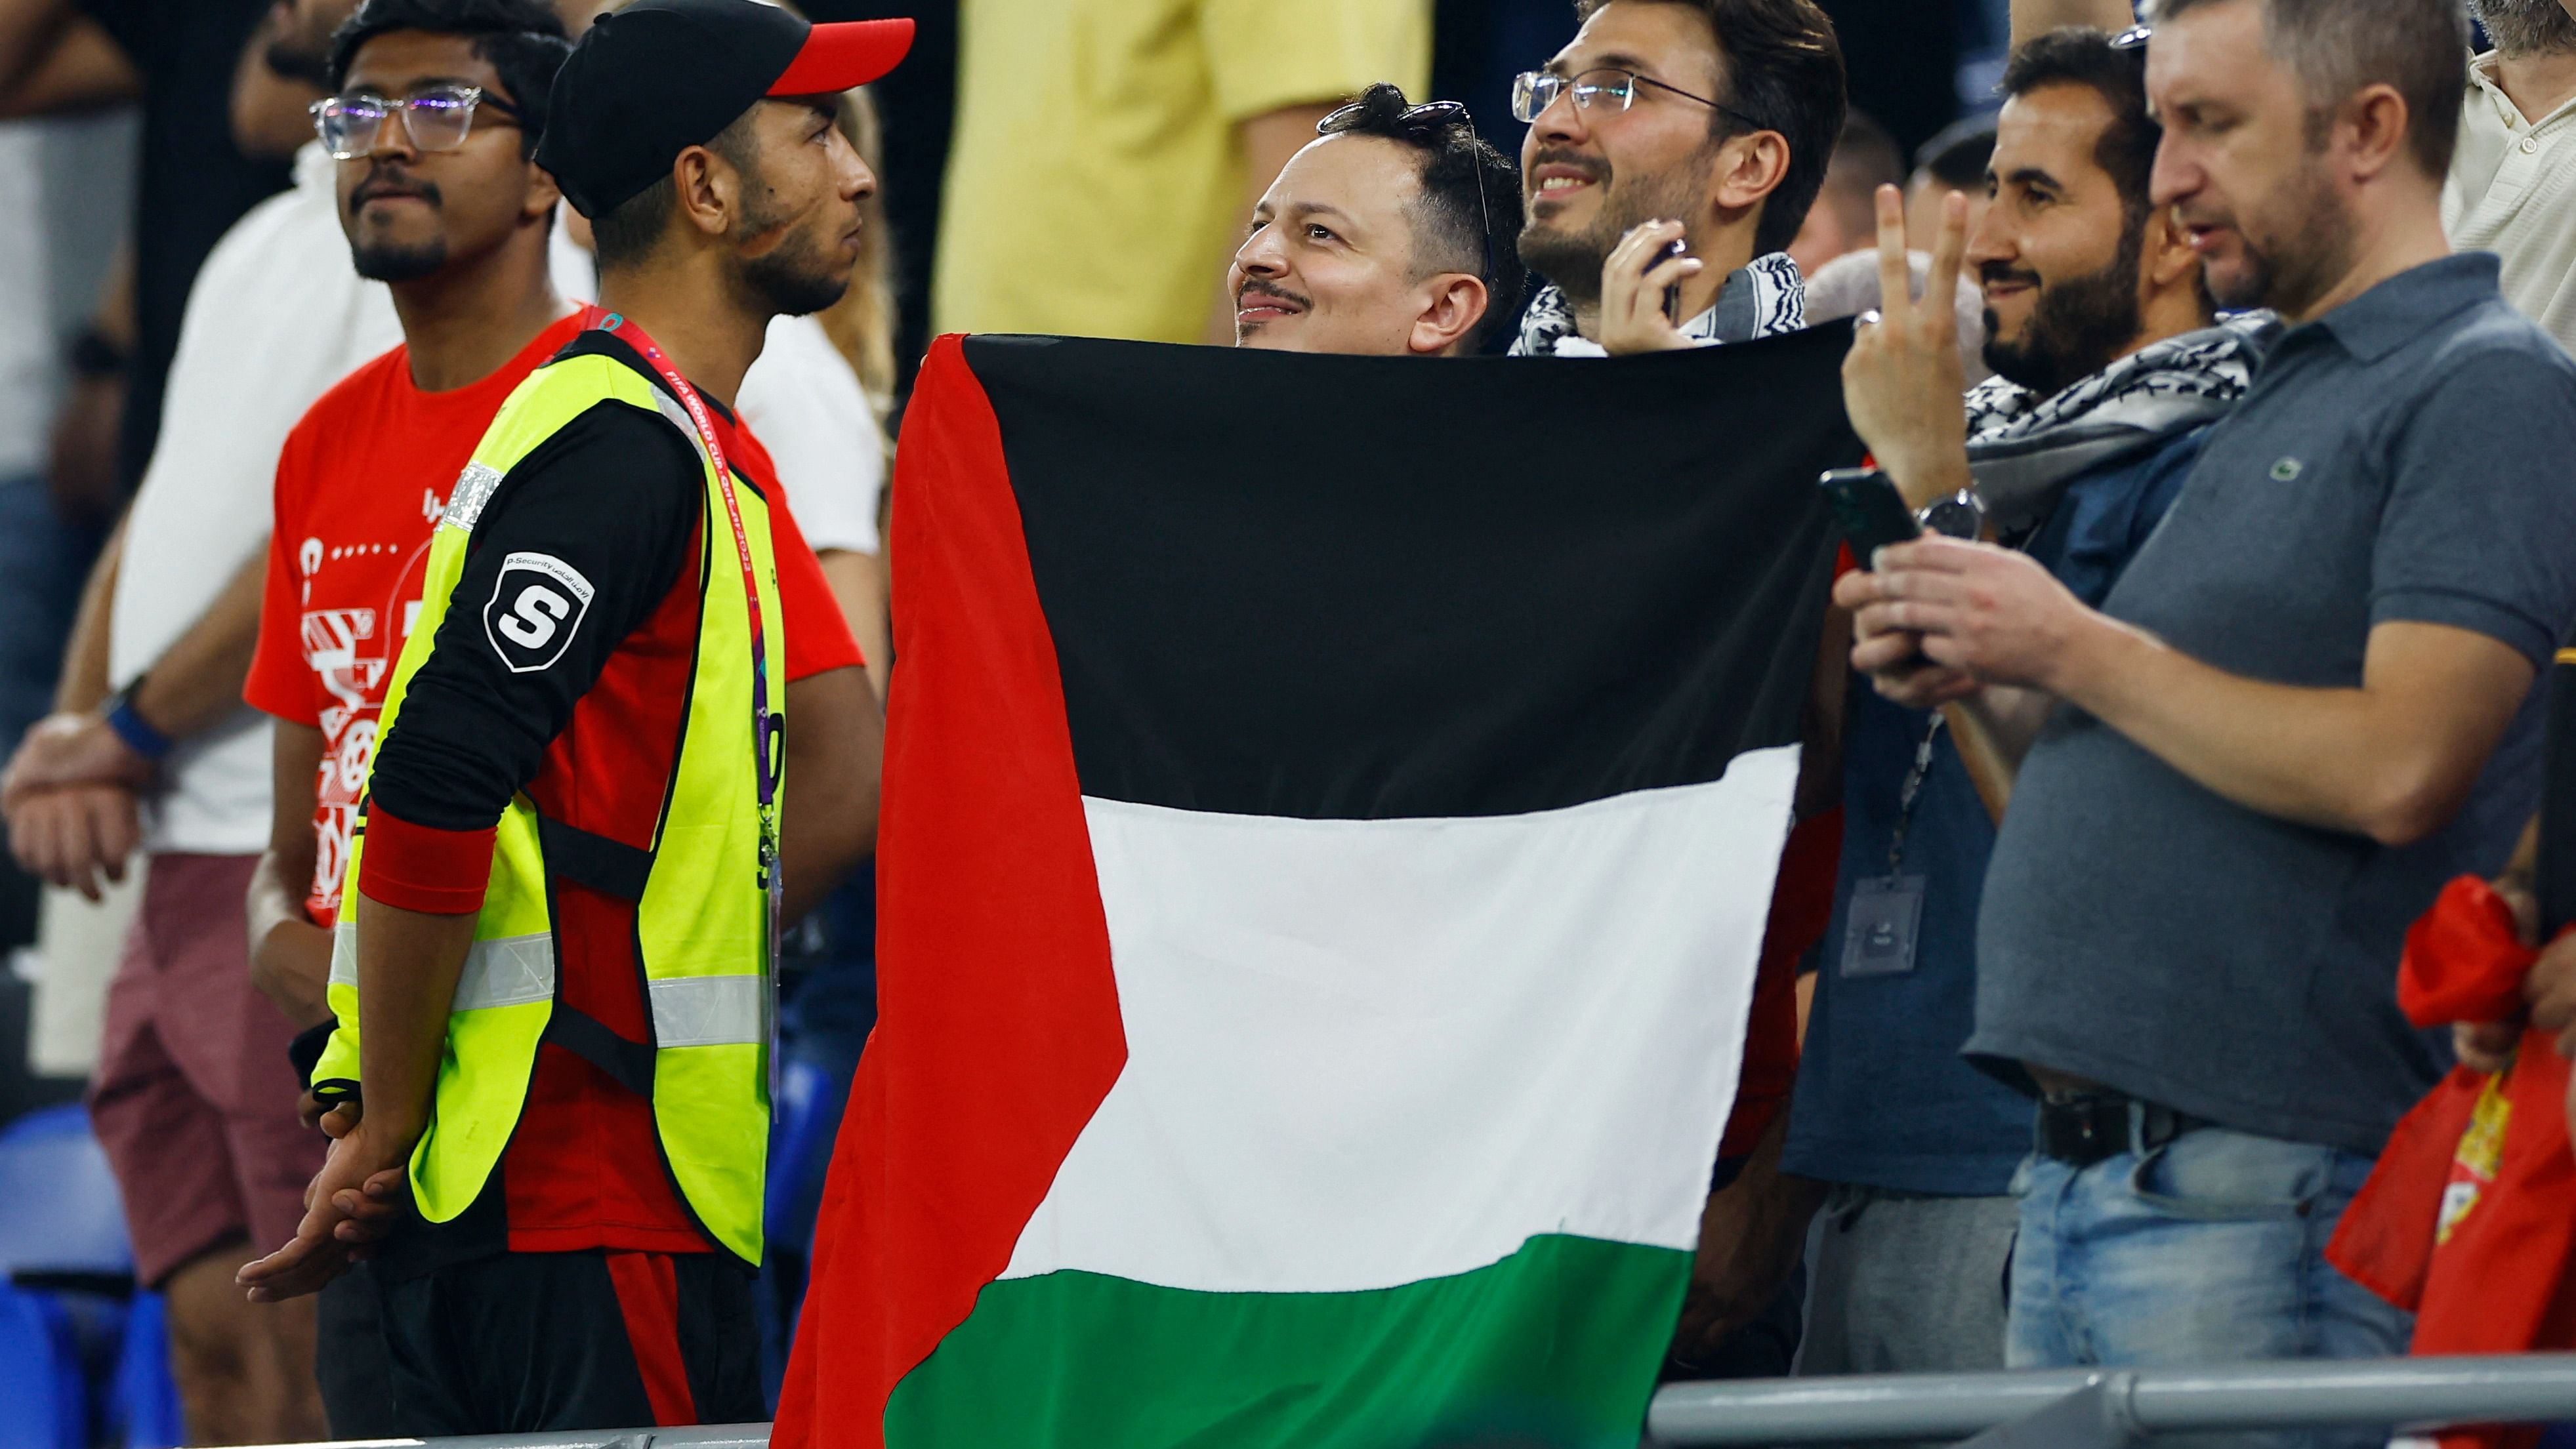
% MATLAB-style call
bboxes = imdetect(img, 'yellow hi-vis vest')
[312,335,785,1265]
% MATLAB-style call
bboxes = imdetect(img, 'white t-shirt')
[2446,51,2576,357]
[0,125,52,479]
[111,146,402,855]
[551,226,886,554]
[739,314,884,554]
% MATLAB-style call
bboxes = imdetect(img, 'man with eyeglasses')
[1229,84,1527,357]
[1506,0,1845,357]
[236,0,893,1430]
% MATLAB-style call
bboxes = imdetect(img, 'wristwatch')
[1917,487,1987,541]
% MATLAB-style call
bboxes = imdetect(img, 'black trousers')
[375,1250,762,1434]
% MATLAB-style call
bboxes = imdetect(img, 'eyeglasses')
[1510,67,1764,134]
[312,84,523,161]
[1314,96,1499,290]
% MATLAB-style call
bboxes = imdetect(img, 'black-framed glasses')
[1510,68,1764,135]
[312,83,523,161]
[1315,97,1499,289]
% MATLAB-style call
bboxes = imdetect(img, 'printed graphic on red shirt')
[293,495,448,924]
[247,316,589,926]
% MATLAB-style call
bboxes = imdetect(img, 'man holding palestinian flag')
[774,306,1863,1441]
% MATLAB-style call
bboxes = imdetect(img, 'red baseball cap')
[538,0,914,218]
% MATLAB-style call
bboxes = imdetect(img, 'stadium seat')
[0,1282,87,1449]
[0,1105,131,1279]
[110,1292,183,1449]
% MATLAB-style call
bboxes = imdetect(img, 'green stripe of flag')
[886,1233,1689,1449]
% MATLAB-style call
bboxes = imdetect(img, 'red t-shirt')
[245,316,862,925]
[247,319,865,1261]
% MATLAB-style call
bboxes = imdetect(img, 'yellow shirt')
[934,0,1431,343]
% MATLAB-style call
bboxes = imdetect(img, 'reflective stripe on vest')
[312,337,782,1265]
[327,926,755,1045]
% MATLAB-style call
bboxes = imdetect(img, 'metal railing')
[214,1355,2576,1449]
[1650,1354,2576,1445]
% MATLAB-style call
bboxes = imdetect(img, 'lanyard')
[1884,712,1944,877]
[583,308,783,971]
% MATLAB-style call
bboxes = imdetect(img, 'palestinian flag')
[777,327,1861,1449]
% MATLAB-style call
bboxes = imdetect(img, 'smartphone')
[1654,237,1688,325]
[1819,466,1921,567]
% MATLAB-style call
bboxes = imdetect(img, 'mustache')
[1236,279,1311,310]
[1978,260,2041,290]
[1526,146,1610,188]
[350,165,441,212]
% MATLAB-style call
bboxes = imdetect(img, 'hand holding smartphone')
[1819,466,1921,567]
[1653,238,1687,325]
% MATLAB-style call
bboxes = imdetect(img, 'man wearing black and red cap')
[233,0,908,1431]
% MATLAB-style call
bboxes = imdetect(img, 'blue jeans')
[2008,1122,2411,1449]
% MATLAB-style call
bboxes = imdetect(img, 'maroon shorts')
[88,853,323,1287]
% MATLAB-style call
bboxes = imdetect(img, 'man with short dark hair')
[236,0,895,1430]
[1508,0,1846,356]
[1791,24,2251,1385]
[1229,83,1526,357]
[1843,0,2576,1403]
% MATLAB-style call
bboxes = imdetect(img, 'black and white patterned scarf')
[1963,314,2273,532]
[1510,252,1806,356]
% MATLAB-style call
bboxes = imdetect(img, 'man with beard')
[1507,0,1844,356]
[0,0,398,1440]
[1785,26,2257,1385]
[2446,0,2576,352]
[237,1,573,1433]
[1842,0,2576,1406]
[235,0,894,1431]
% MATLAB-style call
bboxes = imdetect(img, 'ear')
[671,143,742,239]
[2335,81,2413,185]
[2141,202,2200,291]
[1709,130,1792,217]
[1408,273,1491,356]
[524,155,564,225]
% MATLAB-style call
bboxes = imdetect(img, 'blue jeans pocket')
[2122,1128,2333,1223]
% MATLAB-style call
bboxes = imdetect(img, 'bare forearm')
[0,0,70,98]
[54,514,123,712]
[816,549,891,704]
[0,14,136,117]
[129,543,266,738]
[2048,617,2525,844]
[251,722,323,943]
[353,895,476,1142]
[780,666,882,921]
[2010,0,2134,46]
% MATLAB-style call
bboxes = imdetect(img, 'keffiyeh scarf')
[1964,314,2274,532]
[1510,251,1806,356]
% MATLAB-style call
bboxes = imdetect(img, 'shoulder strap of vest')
[544,328,772,501]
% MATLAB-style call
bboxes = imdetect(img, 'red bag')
[2327,877,2576,1449]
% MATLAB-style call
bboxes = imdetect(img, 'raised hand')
[1840,184,1972,506]
[1596,219,1704,355]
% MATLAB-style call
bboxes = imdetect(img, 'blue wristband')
[104,692,173,762]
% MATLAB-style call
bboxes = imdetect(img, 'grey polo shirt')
[1971,254,2576,1154]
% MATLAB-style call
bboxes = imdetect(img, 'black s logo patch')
[483,552,596,674]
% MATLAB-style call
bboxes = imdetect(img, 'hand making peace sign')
[1839,183,1974,507]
